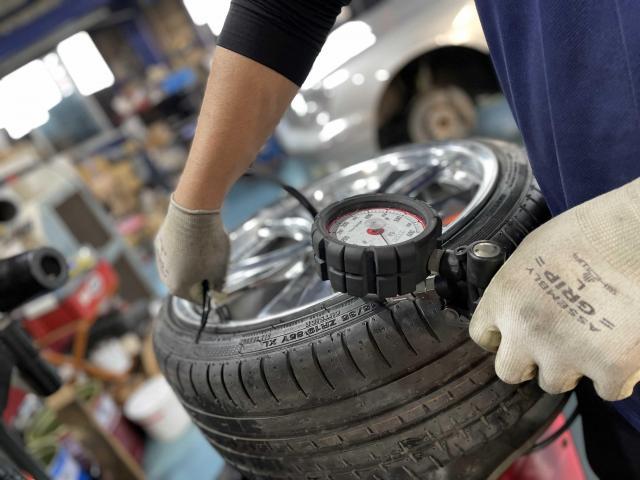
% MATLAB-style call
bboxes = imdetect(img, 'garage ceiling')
[0,0,112,76]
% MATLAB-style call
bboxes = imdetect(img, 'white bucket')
[124,375,191,442]
[89,339,132,375]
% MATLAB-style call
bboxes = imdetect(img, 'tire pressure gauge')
[312,193,506,311]
[312,194,441,298]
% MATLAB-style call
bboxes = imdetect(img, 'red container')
[500,414,586,480]
[22,261,118,348]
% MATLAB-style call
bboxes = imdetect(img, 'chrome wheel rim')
[172,140,499,331]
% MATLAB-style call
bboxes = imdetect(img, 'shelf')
[0,155,39,185]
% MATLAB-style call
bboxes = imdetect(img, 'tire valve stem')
[195,280,212,344]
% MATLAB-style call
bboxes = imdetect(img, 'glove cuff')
[170,195,221,215]
[165,195,225,240]
[577,177,640,282]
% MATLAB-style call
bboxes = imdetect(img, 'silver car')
[276,0,512,168]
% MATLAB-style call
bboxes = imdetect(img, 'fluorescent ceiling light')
[0,60,61,139]
[302,21,376,90]
[5,110,49,140]
[3,60,62,111]
[43,52,75,97]
[183,0,208,25]
[183,0,231,36]
[57,31,114,96]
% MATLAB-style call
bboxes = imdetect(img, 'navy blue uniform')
[475,2,640,476]
[475,0,640,215]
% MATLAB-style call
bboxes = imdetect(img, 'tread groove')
[175,360,184,392]
[188,364,199,398]
[526,192,545,210]
[366,321,392,368]
[238,361,257,406]
[311,343,336,390]
[402,465,419,479]
[286,351,309,398]
[162,352,171,380]
[518,204,539,225]
[389,308,418,355]
[259,357,281,403]
[501,228,518,249]
[205,364,218,400]
[510,216,529,237]
[412,301,441,342]
[340,332,366,379]
[220,363,238,407]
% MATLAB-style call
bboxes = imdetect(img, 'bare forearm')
[174,47,298,210]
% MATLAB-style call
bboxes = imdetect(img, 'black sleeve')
[218,0,350,86]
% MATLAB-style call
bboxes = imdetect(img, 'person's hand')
[470,179,640,401]
[154,196,230,301]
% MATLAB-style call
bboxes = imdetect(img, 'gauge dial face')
[327,207,426,247]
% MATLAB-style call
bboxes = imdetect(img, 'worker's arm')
[156,0,349,300]
[173,47,298,211]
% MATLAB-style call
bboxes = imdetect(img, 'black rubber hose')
[243,171,318,218]
[0,198,18,224]
[527,406,580,453]
[0,424,49,480]
[1,321,61,397]
[0,248,68,313]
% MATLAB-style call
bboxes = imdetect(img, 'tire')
[154,140,565,480]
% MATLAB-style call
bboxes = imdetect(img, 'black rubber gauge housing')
[312,193,442,298]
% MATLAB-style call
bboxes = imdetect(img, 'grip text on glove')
[526,255,615,333]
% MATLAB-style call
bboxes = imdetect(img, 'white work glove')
[470,178,640,401]
[154,196,230,301]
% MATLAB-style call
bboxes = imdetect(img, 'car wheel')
[154,140,565,480]
[378,47,502,150]
[407,85,476,142]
